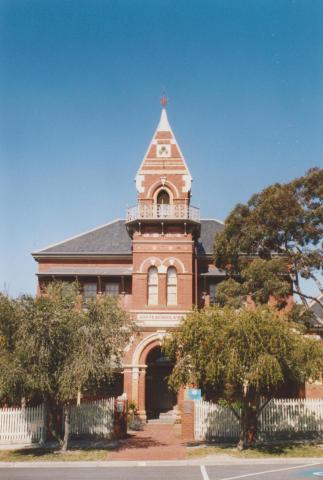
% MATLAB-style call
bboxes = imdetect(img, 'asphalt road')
[1,463,323,480]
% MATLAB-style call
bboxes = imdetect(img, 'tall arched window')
[148,266,158,305]
[167,266,177,305]
[157,189,170,205]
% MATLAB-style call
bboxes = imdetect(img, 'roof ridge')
[32,218,124,255]
[201,218,224,225]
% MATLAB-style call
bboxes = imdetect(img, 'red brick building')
[32,105,226,420]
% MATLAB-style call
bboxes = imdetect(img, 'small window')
[209,283,217,305]
[157,190,170,205]
[167,266,177,305]
[105,282,119,297]
[83,283,97,303]
[148,266,158,305]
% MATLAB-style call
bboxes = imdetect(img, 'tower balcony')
[126,203,200,224]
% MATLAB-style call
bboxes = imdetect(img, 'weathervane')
[160,91,168,108]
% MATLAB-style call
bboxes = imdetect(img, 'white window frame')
[167,266,177,306]
[148,266,158,306]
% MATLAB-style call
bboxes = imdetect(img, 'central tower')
[126,102,200,325]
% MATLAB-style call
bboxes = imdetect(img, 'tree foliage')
[165,305,323,448]
[214,168,323,313]
[0,282,133,449]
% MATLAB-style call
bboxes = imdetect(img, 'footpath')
[109,422,187,461]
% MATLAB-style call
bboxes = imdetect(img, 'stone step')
[147,409,181,424]
[147,417,177,424]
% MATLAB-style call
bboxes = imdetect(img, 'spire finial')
[160,91,168,108]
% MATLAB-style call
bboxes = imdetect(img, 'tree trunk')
[44,395,63,446]
[237,394,257,450]
[62,403,71,451]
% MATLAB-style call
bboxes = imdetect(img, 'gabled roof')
[32,218,224,258]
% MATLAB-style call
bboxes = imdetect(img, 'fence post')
[40,403,46,445]
[181,400,195,442]
[113,396,128,439]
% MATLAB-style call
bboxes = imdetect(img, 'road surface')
[1,462,323,480]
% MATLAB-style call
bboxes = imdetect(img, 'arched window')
[167,267,177,305]
[157,190,170,205]
[148,266,158,305]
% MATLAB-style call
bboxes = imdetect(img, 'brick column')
[181,400,195,442]
[123,368,133,402]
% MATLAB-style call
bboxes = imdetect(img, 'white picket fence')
[195,398,323,441]
[258,398,323,439]
[0,404,45,445]
[69,398,115,438]
[194,400,240,440]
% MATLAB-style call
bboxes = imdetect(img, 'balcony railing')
[126,203,200,223]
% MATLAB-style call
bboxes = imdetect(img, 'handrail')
[126,204,200,223]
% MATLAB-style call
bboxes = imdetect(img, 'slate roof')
[196,219,224,255]
[33,218,224,257]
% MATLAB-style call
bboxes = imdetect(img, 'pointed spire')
[157,108,171,132]
[158,92,170,131]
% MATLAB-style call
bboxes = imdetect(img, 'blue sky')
[0,0,322,296]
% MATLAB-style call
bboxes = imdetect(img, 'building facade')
[32,105,227,420]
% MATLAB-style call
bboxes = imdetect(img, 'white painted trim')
[135,109,192,188]
[138,256,186,274]
[152,185,175,204]
[132,331,168,365]
[138,257,163,273]
[32,218,124,254]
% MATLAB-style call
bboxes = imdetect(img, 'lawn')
[187,443,323,459]
[0,445,113,462]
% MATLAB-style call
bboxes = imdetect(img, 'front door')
[145,347,177,419]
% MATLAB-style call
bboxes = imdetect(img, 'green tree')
[0,282,133,450]
[165,306,323,449]
[0,293,24,402]
[214,168,323,314]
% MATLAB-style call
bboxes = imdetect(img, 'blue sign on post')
[186,388,202,401]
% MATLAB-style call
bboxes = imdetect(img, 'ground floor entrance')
[122,332,183,421]
[145,346,177,419]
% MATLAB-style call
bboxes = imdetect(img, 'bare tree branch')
[292,290,323,309]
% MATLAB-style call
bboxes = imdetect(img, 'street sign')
[186,388,202,401]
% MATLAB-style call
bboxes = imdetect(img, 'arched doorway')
[145,346,177,419]
[156,189,170,205]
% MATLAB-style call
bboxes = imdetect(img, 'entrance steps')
[148,409,181,424]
